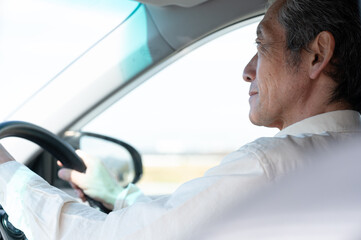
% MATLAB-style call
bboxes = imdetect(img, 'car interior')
[0,0,360,239]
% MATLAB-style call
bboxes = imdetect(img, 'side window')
[81,17,277,195]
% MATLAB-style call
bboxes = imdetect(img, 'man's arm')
[0,160,108,239]
[0,142,270,240]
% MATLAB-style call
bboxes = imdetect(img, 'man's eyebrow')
[256,24,264,38]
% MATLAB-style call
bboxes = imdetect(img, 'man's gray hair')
[270,0,361,112]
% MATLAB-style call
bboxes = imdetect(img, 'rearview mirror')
[63,131,143,186]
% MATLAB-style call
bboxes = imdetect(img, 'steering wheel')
[0,121,110,239]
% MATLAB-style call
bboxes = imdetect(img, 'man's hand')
[0,144,15,164]
[58,150,124,210]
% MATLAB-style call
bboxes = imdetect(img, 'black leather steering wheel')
[0,121,86,171]
[0,121,110,212]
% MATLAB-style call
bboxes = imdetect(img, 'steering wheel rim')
[0,121,110,213]
[0,121,86,172]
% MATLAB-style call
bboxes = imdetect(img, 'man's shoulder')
[213,130,358,180]
[248,130,357,152]
[232,131,356,180]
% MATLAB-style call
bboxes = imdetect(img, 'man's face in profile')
[243,0,312,130]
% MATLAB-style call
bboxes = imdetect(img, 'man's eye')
[255,39,264,49]
[255,39,268,53]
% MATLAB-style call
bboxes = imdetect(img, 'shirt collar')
[275,110,361,137]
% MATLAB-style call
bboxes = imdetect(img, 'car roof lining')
[135,0,209,8]
[144,0,267,50]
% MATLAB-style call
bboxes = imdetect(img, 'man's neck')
[279,102,352,130]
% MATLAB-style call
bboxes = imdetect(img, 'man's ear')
[308,31,335,80]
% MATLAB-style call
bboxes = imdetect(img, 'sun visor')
[134,0,209,7]
[145,0,266,50]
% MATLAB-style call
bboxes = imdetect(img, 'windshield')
[0,0,139,120]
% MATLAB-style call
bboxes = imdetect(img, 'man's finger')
[75,189,86,201]
[58,168,86,187]
[75,150,93,167]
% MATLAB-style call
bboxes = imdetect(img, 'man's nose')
[243,54,257,82]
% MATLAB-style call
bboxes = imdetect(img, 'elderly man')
[1,0,361,239]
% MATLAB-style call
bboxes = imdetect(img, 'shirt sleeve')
[0,146,270,240]
[113,183,152,210]
[0,161,107,240]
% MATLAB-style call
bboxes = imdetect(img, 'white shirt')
[0,110,360,240]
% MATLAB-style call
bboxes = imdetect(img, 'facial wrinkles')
[247,0,293,129]
[257,23,285,60]
[262,66,283,126]
[255,16,289,128]
[251,60,270,125]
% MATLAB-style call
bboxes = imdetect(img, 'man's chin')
[249,112,283,129]
[248,112,263,127]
